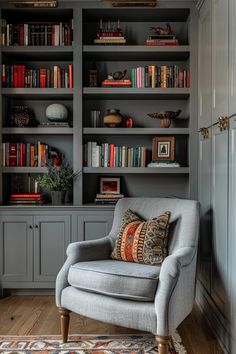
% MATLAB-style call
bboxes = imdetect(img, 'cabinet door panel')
[198,0,212,128]
[77,213,114,241]
[0,216,33,282]
[212,0,229,120]
[212,126,229,315]
[229,120,236,342]
[198,137,212,292]
[33,215,71,282]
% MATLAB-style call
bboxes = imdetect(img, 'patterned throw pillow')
[111,209,171,265]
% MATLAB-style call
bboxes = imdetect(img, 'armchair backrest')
[108,198,200,256]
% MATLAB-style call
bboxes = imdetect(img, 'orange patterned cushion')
[111,209,171,265]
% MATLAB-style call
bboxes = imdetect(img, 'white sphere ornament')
[46,103,68,122]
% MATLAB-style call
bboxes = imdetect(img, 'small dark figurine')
[150,23,172,35]
[108,69,127,81]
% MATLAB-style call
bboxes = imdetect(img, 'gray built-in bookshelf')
[0,0,198,206]
[0,0,198,291]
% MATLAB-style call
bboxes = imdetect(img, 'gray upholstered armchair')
[56,198,199,354]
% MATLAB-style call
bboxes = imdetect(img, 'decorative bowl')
[147,110,181,128]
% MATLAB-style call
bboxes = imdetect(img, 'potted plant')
[37,162,79,205]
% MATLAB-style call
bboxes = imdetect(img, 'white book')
[59,23,63,46]
[54,25,60,46]
[92,145,100,167]
[122,146,126,168]
[24,24,28,46]
[104,143,108,168]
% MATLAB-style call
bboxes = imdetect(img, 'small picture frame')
[152,136,175,161]
[100,177,121,194]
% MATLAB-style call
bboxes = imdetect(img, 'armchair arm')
[56,236,112,307]
[155,246,197,336]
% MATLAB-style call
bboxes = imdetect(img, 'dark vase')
[10,105,37,127]
[51,190,66,205]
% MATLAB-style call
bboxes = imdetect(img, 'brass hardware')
[34,224,39,229]
[102,0,156,7]
[199,127,209,139]
[29,225,33,229]
[8,0,58,8]
[218,116,229,131]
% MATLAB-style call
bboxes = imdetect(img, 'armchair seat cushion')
[68,259,160,301]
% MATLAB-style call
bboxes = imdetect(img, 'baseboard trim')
[3,289,55,296]
[196,280,230,353]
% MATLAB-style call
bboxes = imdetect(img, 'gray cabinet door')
[212,125,229,315]
[0,215,33,282]
[198,0,212,129]
[33,215,71,282]
[228,120,236,346]
[198,0,213,292]
[77,213,114,241]
[198,136,212,292]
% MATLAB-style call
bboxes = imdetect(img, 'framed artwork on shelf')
[152,136,175,161]
[100,177,121,194]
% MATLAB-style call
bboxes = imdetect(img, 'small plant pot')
[51,190,66,205]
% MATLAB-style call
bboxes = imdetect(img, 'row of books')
[9,193,43,205]
[2,64,73,88]
[84,142,147,168]
[95,193,124,205]
[2,142,55,167]
[0,20,73,46]
[131,65,190,88]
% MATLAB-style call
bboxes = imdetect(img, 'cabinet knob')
[34,225,39,229]
[29,225,33,229]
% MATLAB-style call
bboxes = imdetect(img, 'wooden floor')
[0,296,223,354]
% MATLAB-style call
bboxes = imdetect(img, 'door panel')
[198,0,212,128]
[77,213,114,241]
[198,136,212,292]
[0,215,33,282]
[212,126,229,315]
[33,215,71,282]
[229,120,236,342]
[212,0,229,120]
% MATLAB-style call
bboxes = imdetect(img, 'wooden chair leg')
[59,307,71,343]
[156,335,170,354]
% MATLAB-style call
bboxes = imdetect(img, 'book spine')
[9,143,17,166]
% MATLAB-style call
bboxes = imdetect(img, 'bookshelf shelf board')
[83,45,190,61]
[83,167,190,174]
[83,88,190,100]
[2,127,73,135]
[2,88,73,99]
[83,128,189,135]
[1,46,73,60]
[3,167,48,173]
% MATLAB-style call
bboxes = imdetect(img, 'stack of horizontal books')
[94,19,126,45]
[146,34,179,46]
[9,193,43,205]
[94,193,124,205]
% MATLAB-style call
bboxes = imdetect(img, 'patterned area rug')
[0,333,187,354]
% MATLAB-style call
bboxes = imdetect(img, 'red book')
[10,193,41,198]
[178,70,183,88]
[9,143,17,166]
[13,65,18,88]
[110,144,115,168]
[19,143,23,167]
[40,68,47,88]
[19,24,24,46]
[68,64,73,88]
[21,65,26,87]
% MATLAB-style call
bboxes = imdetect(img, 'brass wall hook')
[218,116,229,131]
[199,127,209,139]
